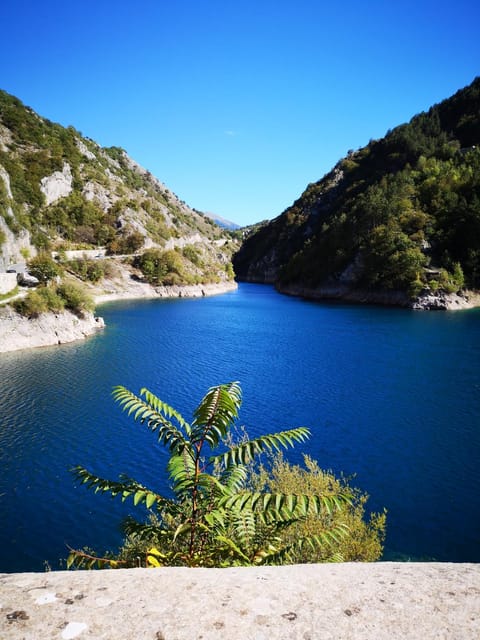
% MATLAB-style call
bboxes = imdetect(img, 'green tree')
[56,281,95,316]
[13,289,49,318]
[69,382,352,569]
[27,253,61,284]
[133,248,187,285]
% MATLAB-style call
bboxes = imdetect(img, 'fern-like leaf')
[255,524,349,565]
[218,490,352,518]
[71,466,176,512]
[112,386,191,455]
[220,464,248,494]
[214,535,250,563]
[190,382,242,448]
[210,427,311,468]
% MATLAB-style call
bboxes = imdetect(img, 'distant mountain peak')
[204,212,241,230]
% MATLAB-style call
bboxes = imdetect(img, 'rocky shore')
[0,307,105,354]
[0,280,237,354]
[277,283,480,311]
[1,563,479,639]
[94,279,238,305]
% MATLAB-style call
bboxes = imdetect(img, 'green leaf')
[145,493,156,509]
[210,427,311,468]
[112,386,191,454]
[133,491,146,506]
[190,382,242,449]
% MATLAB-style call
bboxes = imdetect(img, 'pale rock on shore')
[0,563,479,639]
[94,279,238,304]
[0,307,105,354]
[278,283,480,310]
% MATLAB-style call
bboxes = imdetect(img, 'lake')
[0,283,479,572]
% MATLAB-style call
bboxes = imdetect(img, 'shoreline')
[94,280,238,306]
[276,282,480,311]
[0,281,237,354]
[0,307,105,354]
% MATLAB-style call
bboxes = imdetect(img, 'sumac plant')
[69,382,351,568]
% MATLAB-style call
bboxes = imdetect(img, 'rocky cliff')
[0,306,105,353]
[0,89,238,281]
[233,77,480,309]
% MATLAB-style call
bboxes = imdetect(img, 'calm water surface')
[1,283,479,571]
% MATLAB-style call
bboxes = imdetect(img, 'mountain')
[233,78,480,307]
[0,90,238,285]
[205,212,241,230]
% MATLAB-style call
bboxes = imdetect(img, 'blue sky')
[1,0,479,226]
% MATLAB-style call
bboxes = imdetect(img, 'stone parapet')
[1,563,479,639]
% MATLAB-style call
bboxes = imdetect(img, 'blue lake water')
[0,283,479,572]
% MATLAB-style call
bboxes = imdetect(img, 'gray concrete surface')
[1,563,479,639]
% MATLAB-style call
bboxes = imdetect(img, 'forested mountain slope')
[234,78,480,305]
[0,90,237,285]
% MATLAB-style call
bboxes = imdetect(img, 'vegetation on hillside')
[133,246,233,286]
[234,77,480,297]
[14,280,94,318]
[0,89,237,285]
[68,382,385,569]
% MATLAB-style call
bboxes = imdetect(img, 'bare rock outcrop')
[39,163,73,206]
[0,307,105,353]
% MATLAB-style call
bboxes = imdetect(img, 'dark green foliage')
[134,248,189,285]
[66,258,105,283]
[234,77,480,294]
[0,91,83,214]
[13,281,93,318]
[68,383,362,569]
[27,253,61,284]
[182,244,202,266]
[106,230,144,255]
[13,285,64,317]
[56,281,95,316]
[42,192,108,243]
[13,290,49,317]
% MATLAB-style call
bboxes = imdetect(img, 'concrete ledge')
[1,563,479,639]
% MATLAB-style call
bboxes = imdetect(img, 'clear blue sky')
[1,0,479,226]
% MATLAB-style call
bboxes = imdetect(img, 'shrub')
[56,282,95,316]
[13,290,49,318]
[134,248,187,285]
[13,285,66,317]
[68,382,384,570]
[27,253,61,284]
[36,286,65,312]
[251,454,386,562]
[67,258,105,283]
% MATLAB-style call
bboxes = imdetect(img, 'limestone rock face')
[40,163,73,206]
[0,307,105,353]
[0,164,13,199]
[82,181,112,212]
[0,211,36,271]
[412,290,476,310]
[75,138,97,161]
